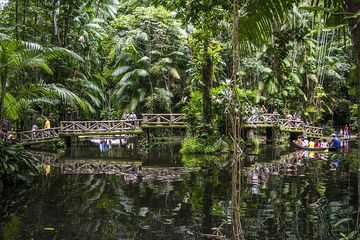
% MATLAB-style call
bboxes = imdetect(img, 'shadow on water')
[0,141,359,239]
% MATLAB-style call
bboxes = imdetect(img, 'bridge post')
[64,136,72,147]
[266,127,279,144]
[245,128,257,146]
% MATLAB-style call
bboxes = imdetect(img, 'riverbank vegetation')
[0,141,41,185]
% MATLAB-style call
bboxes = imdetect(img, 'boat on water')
[292,141,337,151]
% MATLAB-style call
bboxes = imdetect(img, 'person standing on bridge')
[343,124,349,137]
[44,117,51,129]
[128,112,137,129]
[31,124,38,139]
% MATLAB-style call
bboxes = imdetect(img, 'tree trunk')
[230,0,244,239]
[22,0,28,40]
[0,68,8,130]
[63,0,72,47]
[202,41,213,131]
[344,0,360,223]
[15,0,19,41]
[52,0,61,45]
[34,0,38,41]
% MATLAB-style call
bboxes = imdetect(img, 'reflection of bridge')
[57,161,141,175]
[245,113,324,137]
[18,113,326,145]
[18,114,186,144]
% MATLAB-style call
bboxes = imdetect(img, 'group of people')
[339,124,349,137]
[123,112,137,129]
[99,139,112,152]
[296,136,329,148]
[296,134,341,149]
[286,112,302,121]
[31,117,51,139]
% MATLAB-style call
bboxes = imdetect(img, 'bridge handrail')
[142,113,185,125]
[60,120,141,133]
[60,120,140,123]
[246,113,280,124]
[18,127,60,143]
[142,113,184,116]
[17,127,60,134]
[304,125,323,130]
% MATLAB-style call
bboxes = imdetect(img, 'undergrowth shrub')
[0,141,42,185]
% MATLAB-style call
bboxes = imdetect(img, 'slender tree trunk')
[229,0,244,239]
[41,0,47,46]
[344,0,360,231]
[15,0,19,41]
[345,0,360,230]
[22,0,28,40]
[0,68,8,130]
[34,0,38,41]
[202,41,213,131]
[52,0,61,45]
[63,0,72,47]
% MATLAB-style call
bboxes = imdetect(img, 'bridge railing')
[18,128,60,143]
[279,119,304,131]
[304,125,324,137]
[246,113,280,125]
[60,120,141,133]
[142,113,185,126]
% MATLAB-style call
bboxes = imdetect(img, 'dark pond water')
[0,140,359,239]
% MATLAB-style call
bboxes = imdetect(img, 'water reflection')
[0,144,358,239]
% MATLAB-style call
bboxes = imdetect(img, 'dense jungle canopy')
[0,0,359,139]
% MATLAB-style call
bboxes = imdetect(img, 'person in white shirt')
[320,139,328,148]
[303,137,309,147]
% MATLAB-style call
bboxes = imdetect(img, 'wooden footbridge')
[245,113,325,137]
[17,113,325,144]
[18,114,186,144]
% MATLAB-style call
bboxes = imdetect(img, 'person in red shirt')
[314,139,320,148]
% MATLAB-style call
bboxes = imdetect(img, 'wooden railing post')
[170,114,174,125]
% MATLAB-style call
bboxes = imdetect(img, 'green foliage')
[0,141,42,185]
[3,215,21,240]
[182,153,228,168]
[110,6,187,112]
[180,136,229,154]
[99,107,121,120]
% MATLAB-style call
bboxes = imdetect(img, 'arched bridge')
[17,113,325,144]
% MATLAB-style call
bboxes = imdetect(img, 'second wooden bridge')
[17,113,326,144]
[245,113,325,137]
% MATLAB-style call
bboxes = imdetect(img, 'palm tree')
[0,33,83,128]
[110,6,185,112]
